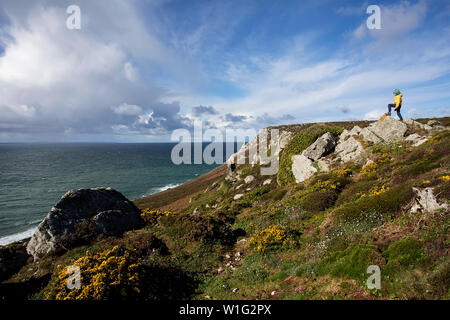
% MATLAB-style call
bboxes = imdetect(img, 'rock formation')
[26,188,142,260]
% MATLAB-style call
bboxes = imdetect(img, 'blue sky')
[0,0,449,142]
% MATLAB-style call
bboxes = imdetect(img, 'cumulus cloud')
[0,1,199,141]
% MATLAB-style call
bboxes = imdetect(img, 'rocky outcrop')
[26,188,142,260]
[340,126,362,140]
[405,133,429,146]
[226,129,293,168]
[410,187,448,213]
[363,116,408,143]
[291,154,317,183]
[335,136,365,163]
[403,118,432,131]
[302,132,336,161]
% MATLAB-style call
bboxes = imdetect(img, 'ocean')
[0,143,234,245]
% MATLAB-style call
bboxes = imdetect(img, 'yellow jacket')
[394,93,402,109]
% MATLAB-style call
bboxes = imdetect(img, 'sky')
[0,0,449,142]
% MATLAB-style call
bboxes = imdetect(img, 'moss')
[316,244,383,283]
[277,124,343,186]
[382,237,427,275]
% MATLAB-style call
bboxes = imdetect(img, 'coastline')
[0,164,227,247]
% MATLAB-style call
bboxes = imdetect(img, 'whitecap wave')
[0,227,36,246]
[142,183,181,197]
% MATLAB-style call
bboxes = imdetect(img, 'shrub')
[247,225,294,253]
[277,124,343,186]
[140,208,176,225]
[46,246,142,300]
[261,189,287,201]
[298,189,338,213]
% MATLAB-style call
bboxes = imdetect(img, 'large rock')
[26,188,142,260]
[291,154,317,183]
[403,118,432,131]
[360,127,383,144]
[405,133,429,146]
[340,126,362,141]
[302,132,336,161]
[364,116,407,143]
[410,187,448,213]
[335,136,365,163]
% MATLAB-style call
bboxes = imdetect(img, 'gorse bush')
[46,246,142,300]
[141,208,176,225]
[247,225,294,252]
[277,124,343,186]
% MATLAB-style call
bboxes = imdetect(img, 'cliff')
[1,116,449,300]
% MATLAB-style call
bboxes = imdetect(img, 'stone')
[405,133,429,146]
[335,137,365,163]
[410,187,448,213]
[360,127,383,144]
[26,188,142,260]
[427,119,440,126]
[365,116,407,142]
[233,194,244,200]
[403,118,432,131]
[291,154,317,183]
[302,132,336,161]
[263,179,272,185]
[340,126,362,140]
[217,267,224,274]
[317,158,332,172]
[244,175,255,184]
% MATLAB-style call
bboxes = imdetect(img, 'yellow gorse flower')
[46,246,141,300]
[140,208,176,224]
[247,225,293,253]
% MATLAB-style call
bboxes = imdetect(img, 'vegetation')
[2,117,449,300]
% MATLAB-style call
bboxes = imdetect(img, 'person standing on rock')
[385,88,403,121]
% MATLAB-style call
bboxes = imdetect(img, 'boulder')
[302,132,336,161]
[403,118,432,131]
[405,133,429,146]
[291,154,317,183]
[233,194,244,200]
[410,187,448,213]
[26,188,142,260]
[244,175,255,184]
[340,126,362,141]
[360,127,383,144]
[365,116,407,142]
[335,136,365,163]
[317,158,331,172]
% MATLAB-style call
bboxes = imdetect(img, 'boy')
[385,88,403,121]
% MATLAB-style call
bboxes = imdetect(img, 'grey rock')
[263,179,272,185]
[365,116,407,142]
[233,194,244,200]
[244,175,255,184]
[340,126,362,141]
[26,188,142,260]
[405,133,429,146]
[335,137,365,163]
[360,127,383,144]
[403,118,432,131]
[317,158,331,172]
[410,187,448,213]
[302,132,336,161]
[291,154,317,183]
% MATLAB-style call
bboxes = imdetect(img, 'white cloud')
[112,103,143,116]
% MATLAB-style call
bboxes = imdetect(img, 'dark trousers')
[388,104,403,121]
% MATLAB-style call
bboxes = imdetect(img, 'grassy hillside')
[2,117,449,300]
